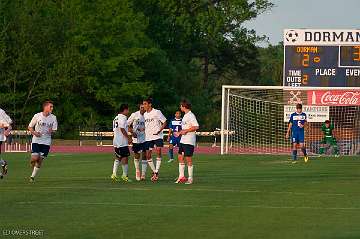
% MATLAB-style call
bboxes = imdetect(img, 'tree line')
[0,0,283,138]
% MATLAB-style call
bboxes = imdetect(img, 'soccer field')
[1,153,360,239]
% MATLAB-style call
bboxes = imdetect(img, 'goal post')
[221,85,360,156]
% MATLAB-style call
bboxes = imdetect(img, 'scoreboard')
[283,29,360,87]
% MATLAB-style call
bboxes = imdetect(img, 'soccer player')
[286,103,309,163]
[0,108,12,179]
[127,103,147,181]
[28,100,58,182]
[175,100,199,185]
[111,104,131,182]
[143,98,167,182]
[319,120,339,156]
[167,110,182,163]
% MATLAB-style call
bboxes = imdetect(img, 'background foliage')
[0,0,283,138]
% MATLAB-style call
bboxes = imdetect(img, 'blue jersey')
[169,118,182,138]
[289,112,307,133]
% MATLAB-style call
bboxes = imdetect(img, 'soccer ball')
[285,30,299,43]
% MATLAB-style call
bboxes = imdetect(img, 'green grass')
[1,153,360,239]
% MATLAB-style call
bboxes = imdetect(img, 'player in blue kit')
[286,104,309,163]
[167,110,182,163]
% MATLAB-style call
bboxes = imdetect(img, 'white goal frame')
[221,85,360,155]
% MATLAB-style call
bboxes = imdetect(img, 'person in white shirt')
[127,103,147,181]
[111,104,131,183]
[175,100,199,185]
[28,100,58,182]
[0,108,12,179]
[143,98,167,182]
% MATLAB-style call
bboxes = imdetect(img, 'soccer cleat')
[175,177,187,184]
[1,161,8,176]
[136,171,141,181]
[121,175,131,182]
[140,174,146,181]
[304,156,309,163]
[111,174,118,182]
[167,158,174,163]
[291,160,297,164]
[151,172,159,182]
[0,175,3,179]
[29,177,35,183]
[185,178,193,185]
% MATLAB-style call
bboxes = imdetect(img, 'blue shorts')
[169,136,181,147]
[291,131,305,144]
[31,143,50,158]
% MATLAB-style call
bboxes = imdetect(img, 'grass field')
[1,153,360,239]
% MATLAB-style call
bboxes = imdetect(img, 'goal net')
[221,86,360,156]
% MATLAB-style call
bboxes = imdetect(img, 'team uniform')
[111,113,131,182]
[28,113,58,159]
[127,110,147,180]
[144,109,166,150]
[289,112,307,144]
[168,118,182,147]
[319,123,339,155]
[113,114,130,158]
[288,111,308,162]
[0,108,12,179]
[176,110,199,184]
[179,111,199,157]
[127,111,145,153]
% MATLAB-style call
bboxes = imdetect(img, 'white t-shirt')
[0,108,12,142]
[28,112,58,146]
[144,108,166,141]
[113,114,128,148]
[127,111,145,144]
[180,111,199,146]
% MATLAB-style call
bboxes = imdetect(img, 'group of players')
[0,101,340,182]
[0,98,200,184]
[110,98,199,184]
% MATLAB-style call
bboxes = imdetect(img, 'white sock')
[141,160,147,175]
[134,158,140,172]
[188,165,193,179]
[31,167,40,178]
[179,163,185,178]
[121,164,128,177]
[155,158,162,172]
[112,159,120,176]
[147,159,156,172]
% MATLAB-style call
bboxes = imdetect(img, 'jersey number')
[113,121,119,129]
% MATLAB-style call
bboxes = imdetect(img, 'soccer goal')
[221,85,360,155]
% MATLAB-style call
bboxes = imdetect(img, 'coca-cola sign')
[308,90,360,106]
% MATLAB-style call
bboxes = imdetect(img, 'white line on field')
[0,186,349,196]
[14,201,360,211]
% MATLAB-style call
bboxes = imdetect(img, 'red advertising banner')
[307,90,360,106]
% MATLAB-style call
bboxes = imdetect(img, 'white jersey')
[113,114,128,148]
[127,111,145,144]
[144,108,166,141]
[180,111,199,146]
[0,108,12,142]
[28,112,58,146]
